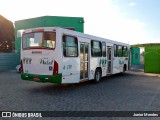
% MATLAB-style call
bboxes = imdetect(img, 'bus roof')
[23,27,130,47]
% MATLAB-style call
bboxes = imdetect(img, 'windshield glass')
[22,32,56,49]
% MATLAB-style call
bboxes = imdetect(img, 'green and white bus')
[21,27,130,84]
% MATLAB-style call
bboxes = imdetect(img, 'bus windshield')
[22,32,56,49]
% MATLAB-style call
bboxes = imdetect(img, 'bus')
[21,27,130,84]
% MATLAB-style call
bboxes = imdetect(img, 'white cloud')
[129,2,137,7]
[84,1,148,45]
[0,0,153,44]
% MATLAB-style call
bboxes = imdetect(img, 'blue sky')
[113,0,160,40]
[0,0,160,45]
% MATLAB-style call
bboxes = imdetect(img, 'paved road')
[0,69,160,120]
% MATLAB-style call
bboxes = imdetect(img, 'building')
[145,45,160,73]
[131,43,160,74]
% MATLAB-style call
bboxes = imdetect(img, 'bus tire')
[93,69,101,83]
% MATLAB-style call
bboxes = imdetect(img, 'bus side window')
[102,42,106,57]
[123,46,128,57]
[63,36,66,56]
[114,45,117,57]
[63,35,78,57]
[91,40,102,57]
[118,45,123,57]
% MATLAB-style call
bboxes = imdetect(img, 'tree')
[0,15,15,52]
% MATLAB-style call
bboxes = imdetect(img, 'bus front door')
[80,43,89,80]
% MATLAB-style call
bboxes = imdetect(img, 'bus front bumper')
[21,73,62,84]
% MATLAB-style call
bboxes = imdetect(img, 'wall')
[0,53,20,71]
[144,46,160,73]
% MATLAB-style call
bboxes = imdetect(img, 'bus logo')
[2,112,11,117]
[23,58,32,64]
[40,59,53,65]
[99,59,107,67]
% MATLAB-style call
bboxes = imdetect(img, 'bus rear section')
[21,28,62,84]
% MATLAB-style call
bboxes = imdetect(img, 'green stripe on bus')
[21,73,62,84]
